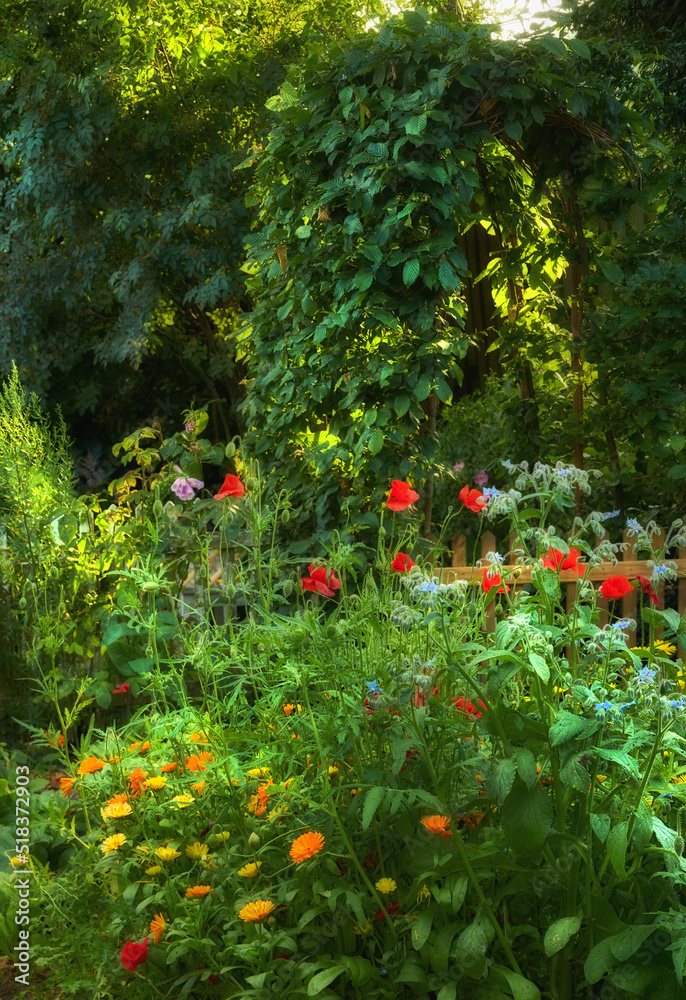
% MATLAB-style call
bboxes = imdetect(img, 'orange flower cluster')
[185,752,213,772]
[77,756,106,776]
[128,767,147,798]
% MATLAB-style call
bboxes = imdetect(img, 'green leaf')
[607,924,654,962]
[491,965,541,1000]
[540,34,568,57]
[394,394,411,417]
[403,259,420,286]
[368,142,388,158]
[605,819,629,879]
[362,786,385,830]
[599,260,624,284]
[568,37,591,60]
[513,747,537,788]
[395,959,427,985]
[584,938,615,985]
[590,813,611,843]
[528,651,549,682]
[490,758,517,805]
[549,710,597,746]
[544,916,582,957]
[501,779,553,857]
[368,427,384,455]
[595,747,640,780]
[414,378,431,401]
[406,113,427,135]
[411,907,434,950]
[438,259,458,292]
[307,966,346,995]
[436,986,457,1000]
[295,225,312,238]
[503,119,523,141]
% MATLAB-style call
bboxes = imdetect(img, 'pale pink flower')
[171,465,203,501]
[474,469,488,486]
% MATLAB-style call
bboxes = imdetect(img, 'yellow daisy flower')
[171,794,194,809]
[155,846,182,862]
[145,865,162,876]
[375,877,397,894]
[101,833,127,854]
[185,842,209,860]
[237,862,262,877]
[354,917,373,936]
[144,776,168,790]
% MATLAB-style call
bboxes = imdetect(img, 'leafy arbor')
[240,5,669,550]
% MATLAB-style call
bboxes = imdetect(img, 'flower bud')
[674,835,685,857]
[282,580,293,598]
[246,477,258,491]
[248,832,261,850]
[225,442,236,458]
[141,582,159,592]
[378,526,387,537]
[281,509,290,524]
[207,834,219,848]
[19,596,27,609]
[152,499,164,518]
[226,583,236,599]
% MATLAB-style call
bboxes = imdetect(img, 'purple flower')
[170,465,203,501]
[474,469,488,486]
[184,420,196,434]
[453,461,465,472]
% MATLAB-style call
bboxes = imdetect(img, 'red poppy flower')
[637,575,659,607]
[121,939,149,972]
[301,564,341,598]
[542,547,584,575]
[387,480,420,511]
[600,576,632,600]
[482,568,508,594]
[391,551,415,573]
[375,901,402,920]
[214,474,245,499]
[452,696,486,719]
[111,682,131,695]
[459,485,487,513]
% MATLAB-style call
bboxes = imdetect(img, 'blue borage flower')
[610,619,632,631]
[626,517,642,534]
[602,510,621,520]
[501,459,514,471]
[366,680,381,695]
[637,666,657,684]
[651,564,670,579]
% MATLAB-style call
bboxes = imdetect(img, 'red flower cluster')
[375,901,402,920]
[121,939,149,971]
[387,480,420,511]
[452,697,486,719]
[111,682,131,696]
[459,485,487,513]
[541,547,584,576]
[301,564,341,598]
[600,575,632,600]
[391,551,415,573]
[482,568,508,594]
[214,474,245,500]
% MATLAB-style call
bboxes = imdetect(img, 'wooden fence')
[437,528,686,645]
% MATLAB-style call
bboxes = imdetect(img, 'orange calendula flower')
[189,732,208,743]
[128,740,151,754]
[59,776,75,796]
[185,751,214,772]
[238,899,275,922]
[160,762,178,773]
[77,756,106,776]
[128,767,147,798]
[289,831,325,864]
[190,780,207,795]
[101,795,133,820]
[185,885,212,899]
[150,913,166,944]
[282,704,302,716]
[101,833,127,854]
[421,815,451,839]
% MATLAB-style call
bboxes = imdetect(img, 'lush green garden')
[1,0,686,997]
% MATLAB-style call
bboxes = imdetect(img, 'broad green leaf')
[295,225,312,238]
[528,651,549,682]
[595,747,640,780]
[544,916,582,957]
[411,907,434,950]
[414,378,431,401]
[599,260,624,284]
[403,259,420,286]
[540,34,568,57]
[362,786,385,830]
[491,965,541,1000]
[406,113,427,135]
[549,710,596,746]
[605,819,629,879]
[607,924,654,962]
[368,427,384,455]
[394,394,411,417]
[368,142,388,158]
[307,966,346,995]
[584,938,615,985]
[501,779,553,857]
[568,37,591,60]
[438,259,458,291]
